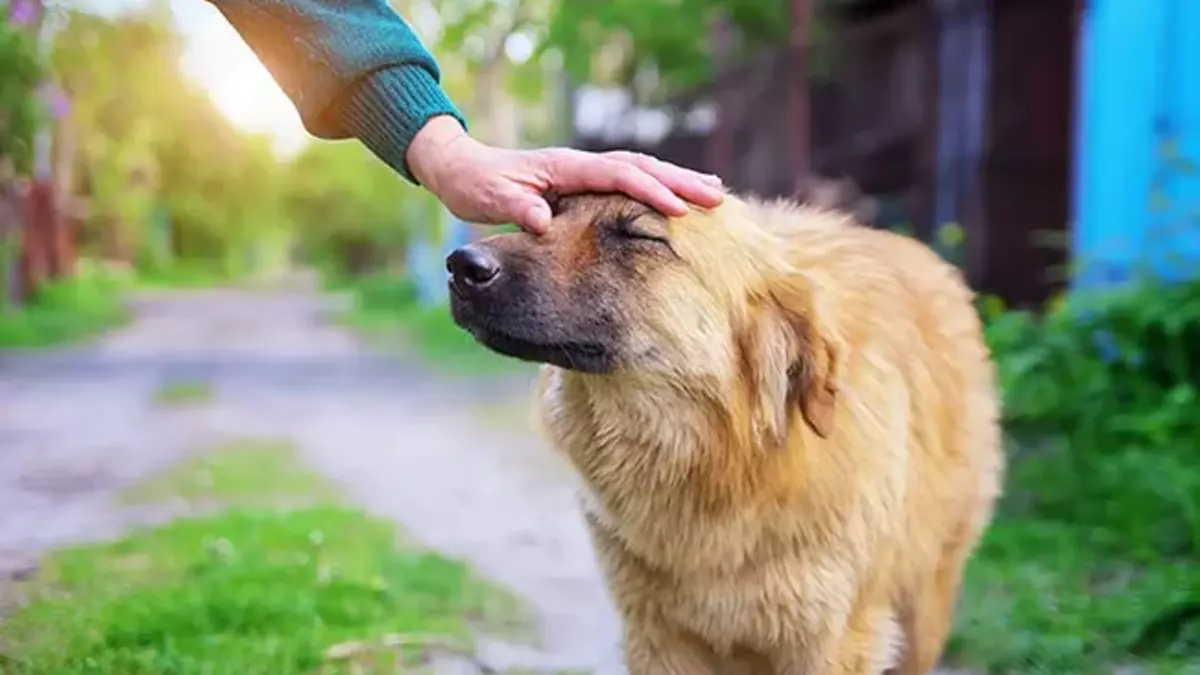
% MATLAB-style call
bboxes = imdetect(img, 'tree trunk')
[0,177,24,307]
[50,101,77,278]
[788,0,814,183]
[708,15,737,181]
[472,52,520,149]
[19,181,53,299]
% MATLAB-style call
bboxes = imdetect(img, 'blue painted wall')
[1073,0,1200,289]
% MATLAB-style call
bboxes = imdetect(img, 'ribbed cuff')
[338,66,468,184]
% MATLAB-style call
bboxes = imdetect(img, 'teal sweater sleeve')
[206,0,466,182]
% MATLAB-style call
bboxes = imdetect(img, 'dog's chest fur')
[538,368,770,570]
[536,368,866,649]
[536,364,910,663]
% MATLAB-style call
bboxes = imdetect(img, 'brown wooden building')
[574,0,1081,306]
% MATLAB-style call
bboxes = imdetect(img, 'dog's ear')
[787,314,840,439]
[743,288,841,447]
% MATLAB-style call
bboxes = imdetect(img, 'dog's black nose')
[446,245,501,288]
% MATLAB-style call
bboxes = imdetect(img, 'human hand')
[406,115,726,234]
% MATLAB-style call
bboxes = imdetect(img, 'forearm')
[206,0,465,180]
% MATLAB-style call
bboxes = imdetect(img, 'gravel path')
[0,284,623,673]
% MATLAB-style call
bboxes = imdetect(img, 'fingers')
[515,197,552,234]
[467,147,727,237]
[540,149,723,217]
[606,151,726,209]
[483,182,552,234]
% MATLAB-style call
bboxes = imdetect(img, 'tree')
[0,8,45,305]
[0,9,43,178]
[50,6,292,272]
[539,0,791,95]
[422,0,555,146]
[282,138,431,277]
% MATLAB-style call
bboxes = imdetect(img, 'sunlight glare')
[504,31,534,65]
[173,0,308,156]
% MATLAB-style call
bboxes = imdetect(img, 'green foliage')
[0,507,509,674]
[989,278,1200,461]
[946,277,1200,672]
[51,7,287,270]
[1,437,531,673]
[347,271,419,310]
[430,0,556,110]
[0,261,129,348]
[432,0,816,120]
[44,7,431,282]
[0,15,44,175]
[953,513,1198,674]
[283,141,427,278]
[133,259,247,289]
[539,0,790,93]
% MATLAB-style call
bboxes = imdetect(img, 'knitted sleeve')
[206,0,467,182]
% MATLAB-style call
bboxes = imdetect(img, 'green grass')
[133,260,249,290]
[151,378,215,406]
[1,434,534,674]
[0,274,129,349]
[951,525,1198,675]
[0,507,515,674]
[947,442,1200,674]
[120,438,334,506]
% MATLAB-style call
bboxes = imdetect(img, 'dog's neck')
[580,372,729,460]
[540,367,812,575]
[544,368,775,502]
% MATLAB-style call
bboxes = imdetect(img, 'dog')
[445,190,1003,675]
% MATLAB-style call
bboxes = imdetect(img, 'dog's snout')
[446,245,501,288]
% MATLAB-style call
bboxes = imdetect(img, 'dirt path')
[0,283,624,673]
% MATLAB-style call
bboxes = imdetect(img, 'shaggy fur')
[447,192,1004,675]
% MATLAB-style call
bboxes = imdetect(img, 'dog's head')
[447,192,842,442]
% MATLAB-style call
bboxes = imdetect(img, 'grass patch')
[120,438,333,506]
[944,277,1200,673]
[0,506,524,674]
[152,379,214,406]
[0,273,128,349]
[133,260,249,290]
[946,440,1200,674]
[951,525,1198,675]
[4,435,534,672]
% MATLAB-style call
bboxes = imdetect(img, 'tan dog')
[446,192,1003,675]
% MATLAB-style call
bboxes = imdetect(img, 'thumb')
[508,193,552,235]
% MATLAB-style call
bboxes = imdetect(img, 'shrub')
[955,276,1200,672]
[0,266,129,348]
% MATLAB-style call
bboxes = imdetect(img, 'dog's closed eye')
[611,214,674,250]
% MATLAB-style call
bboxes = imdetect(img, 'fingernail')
[702,173,723,186]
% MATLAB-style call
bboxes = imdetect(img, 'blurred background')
[0,0,1197,673]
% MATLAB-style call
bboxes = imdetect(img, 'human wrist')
[336,67,466,184]
[407,115,471,193]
